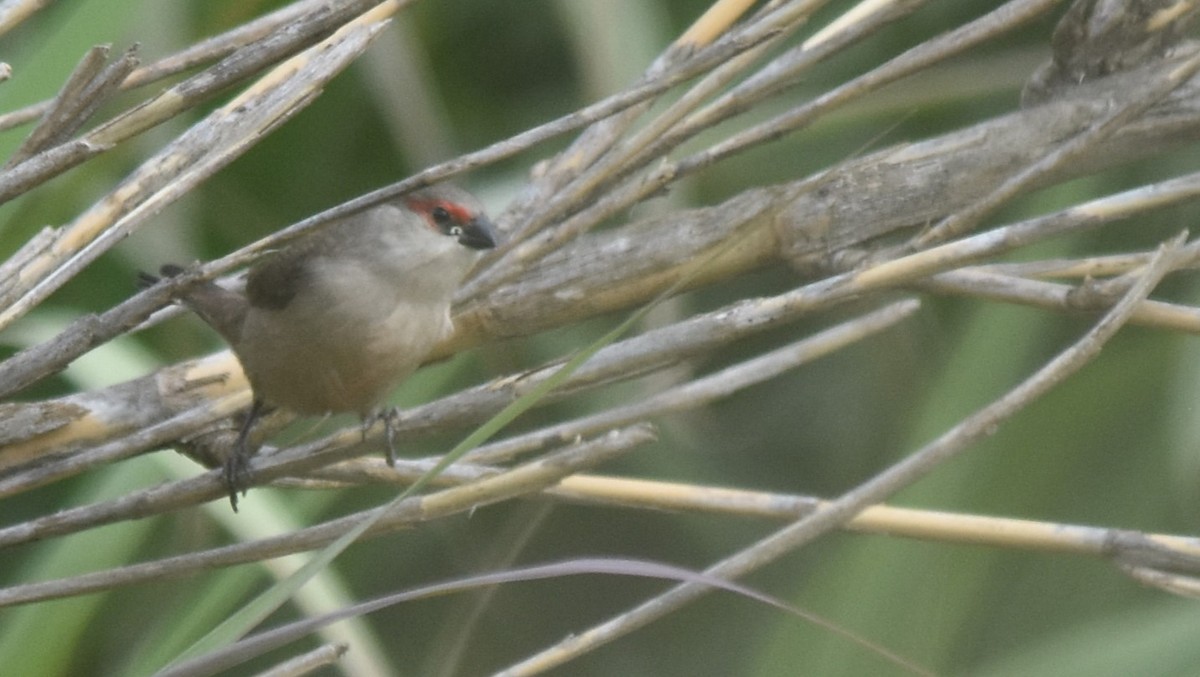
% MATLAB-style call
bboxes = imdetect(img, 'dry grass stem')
[0,426,653,607]
[491,214,1188,677]
[2,1,1200,673]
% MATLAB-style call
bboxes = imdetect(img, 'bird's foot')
[224,399,266,512]
[223,447,252,513]
[363,407,402,466]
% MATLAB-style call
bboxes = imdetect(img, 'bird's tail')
[136,264,249,344]
[135,263,186,289]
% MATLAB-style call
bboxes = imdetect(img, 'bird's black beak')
[458,216,498,250]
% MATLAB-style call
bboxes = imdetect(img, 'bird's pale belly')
[236,297,451,415]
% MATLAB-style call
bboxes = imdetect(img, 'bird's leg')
[225,398,265,512]
[363,406,402,466]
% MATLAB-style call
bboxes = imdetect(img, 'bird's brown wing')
[244,244,319,311]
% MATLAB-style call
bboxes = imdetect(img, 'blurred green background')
[2,1,1200,675]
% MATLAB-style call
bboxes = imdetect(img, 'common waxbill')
[146,184,497,508]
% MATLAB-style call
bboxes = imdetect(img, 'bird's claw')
[364,407,402,466]
[223,399,266,512]
[223,448,252,512]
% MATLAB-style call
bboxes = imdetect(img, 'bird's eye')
[431,206,452,224]
[449,225,463,237]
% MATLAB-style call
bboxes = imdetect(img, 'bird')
[143,184,497,509]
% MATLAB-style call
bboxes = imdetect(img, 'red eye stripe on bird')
[405,196,476,228]
[143,183,497,510]
[402,188,498,250]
